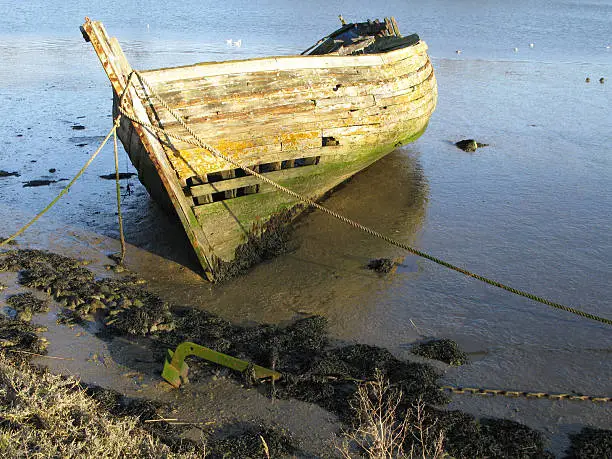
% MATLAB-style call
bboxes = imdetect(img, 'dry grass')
[338,370,445,459]
[0,353,203,458]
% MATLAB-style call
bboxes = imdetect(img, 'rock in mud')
[565,427,612,458]
[22,179,61,187]
[0,236,17,246]
[0,170,20,178]
[410,338,469,366]
[455,139,489,152]
[71,124,86,130]
[366,257,395,274]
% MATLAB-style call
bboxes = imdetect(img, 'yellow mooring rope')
[0,117,123,248]
[115,70,611,327]
[113,124,126,263]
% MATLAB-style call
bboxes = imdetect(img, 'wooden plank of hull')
[193,116,431,262]
[147,52,430,110]
[160,69,436,153]
[145,55,432,128]
[155,70,436,179]
[146,60,434,133]
[141,41,429,85]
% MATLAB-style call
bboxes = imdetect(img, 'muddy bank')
[3,247,602,457]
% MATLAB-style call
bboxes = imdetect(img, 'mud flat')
[2,221,609,458]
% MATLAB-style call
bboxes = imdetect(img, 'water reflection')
[181,148,431,328]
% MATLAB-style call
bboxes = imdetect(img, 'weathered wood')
[141,41,429,85]
[390,17,401,37]
[149,61,433,141]
[190,164,319,197]
[146,53,429,110]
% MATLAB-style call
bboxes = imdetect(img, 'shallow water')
[1,0,610,455]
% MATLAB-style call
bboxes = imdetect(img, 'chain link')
[440,385,611,403]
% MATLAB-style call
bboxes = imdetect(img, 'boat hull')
[83,19,437,279]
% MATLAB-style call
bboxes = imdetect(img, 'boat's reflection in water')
[195,147,429,342]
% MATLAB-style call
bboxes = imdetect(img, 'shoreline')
[1,220,610,457]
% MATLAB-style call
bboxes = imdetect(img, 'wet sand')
[0,215,342,455]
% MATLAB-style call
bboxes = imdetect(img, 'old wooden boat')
[81,17,437,281]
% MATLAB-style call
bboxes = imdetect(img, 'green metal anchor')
[162,341,282,388]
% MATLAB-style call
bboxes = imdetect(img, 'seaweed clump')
[0,315,48,358]
[431,411,552,458]
[0,248,556,457]
[0,249,175,336]
[565,427,612,458]
[410,339,469,366]
[280,343,446,420]
[0,235,18,245]
[6,292,49,322]
[366,258,395,274]
[210,206,304,282]
[206,422,300,458]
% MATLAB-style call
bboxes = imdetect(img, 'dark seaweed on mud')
[0,316,48,359]
[209,206,304,282]
[565,427,612,459]
[0,249,174,335]
[0,248,555,457]
[206,422,300,459]
[84,385,206,455]
[85,385,301,457]
[6,292,48,313]
[366,257,395,274]
[410,338,469,366]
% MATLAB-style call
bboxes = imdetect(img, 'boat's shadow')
[120,146,429,286]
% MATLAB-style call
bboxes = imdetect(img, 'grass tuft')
[0,353,202,458]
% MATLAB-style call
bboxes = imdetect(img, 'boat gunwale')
[140,41,429,83]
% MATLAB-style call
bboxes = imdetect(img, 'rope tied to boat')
[114,70,611,327]
[0,116,125,251]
